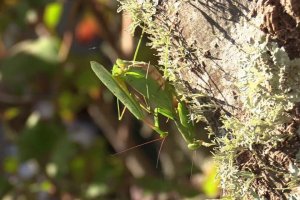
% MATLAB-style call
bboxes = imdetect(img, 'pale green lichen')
[216,32,300,198]
[222,39,297,148]
[117,0,157,33]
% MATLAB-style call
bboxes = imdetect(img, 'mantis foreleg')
[117,99,127,120]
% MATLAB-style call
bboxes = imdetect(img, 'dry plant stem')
[88,103,158,177]
[0,36,7,58]
[58,0,82,61]
[120,12,134,59]
[88,0,123,57]
[58,31,73,62]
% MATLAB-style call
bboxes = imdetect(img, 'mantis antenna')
[145,62,150,100]
[156,137,166,168]
[112,137,164,156]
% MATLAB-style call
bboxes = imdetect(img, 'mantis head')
[112,64,123,77]
[112,59,131,77]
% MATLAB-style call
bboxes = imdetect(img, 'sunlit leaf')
[10,36,60,63]
[41,181,53,192]
[70,156,85,182]
[43,2,62,30]
[18,122,65,162]
[59,109,74,122]
[46,163,57,178]
[58,91,85,121]
[88,86,101,99]
[3,107,20,120]
[50,135,75,177]
[29,180,53,193]
[26,111,40,128]
[0,37,60,94]
[85,183,109,198]
[4,156,18,173]
[202,165,220,197]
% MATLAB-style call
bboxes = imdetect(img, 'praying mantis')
[90,59,209,150]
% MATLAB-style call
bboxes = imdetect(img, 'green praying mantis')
[90,59,210,150]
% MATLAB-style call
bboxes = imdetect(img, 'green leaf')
[43,2,63,30]
[11,37,60,63]
[0,176,12,197]
[4,156,18,173]
[18,122,65,163]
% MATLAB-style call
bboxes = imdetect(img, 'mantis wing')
[121,67,174,118]
[90,61,144,120]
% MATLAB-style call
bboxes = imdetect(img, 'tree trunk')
[119,0,300,199]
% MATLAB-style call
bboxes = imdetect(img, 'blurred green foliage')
[44,2,63,30]
[0,0,219,199]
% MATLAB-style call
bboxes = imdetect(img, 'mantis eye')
[187,141,202,150]
[116,59,126,68]
[112,65,122,76]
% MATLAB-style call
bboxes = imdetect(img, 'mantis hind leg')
[151,108,168,138]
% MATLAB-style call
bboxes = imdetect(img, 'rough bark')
[119,0,300,199]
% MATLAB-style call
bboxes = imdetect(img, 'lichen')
[216,27,300,198]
